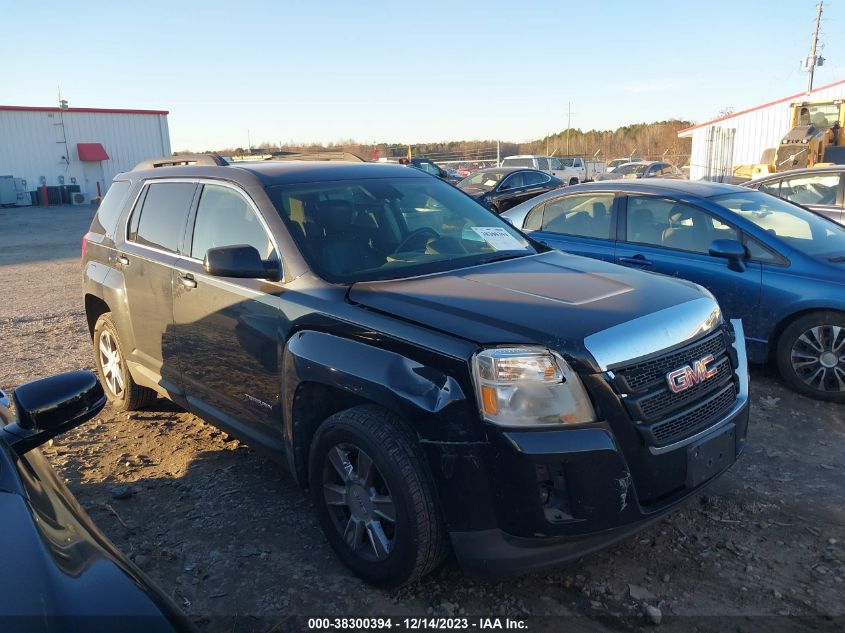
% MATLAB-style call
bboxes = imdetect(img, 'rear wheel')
[309,405,446,588]
[93,313,156,411]
[776,311,845,402]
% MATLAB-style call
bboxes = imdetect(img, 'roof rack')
[267,151,365,163]
[132,153,229,170]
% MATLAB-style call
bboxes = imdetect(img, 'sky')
[2,0,843,150]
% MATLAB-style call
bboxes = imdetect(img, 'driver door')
[616,195,762,327]
[171,182,287,436]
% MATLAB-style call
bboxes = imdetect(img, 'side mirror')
[709,239,747,272]
[1,371,106,455]
[499,183,512,191]
[204,245,281,280]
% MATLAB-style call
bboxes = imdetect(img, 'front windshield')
[613,163,647,176]
[460,170,507,190]
[266,177,535,283]
[712,191,845,258]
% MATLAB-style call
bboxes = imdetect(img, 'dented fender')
[282,329,480,481]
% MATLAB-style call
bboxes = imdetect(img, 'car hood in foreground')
[349,251,718,372]
[0,448,194,632]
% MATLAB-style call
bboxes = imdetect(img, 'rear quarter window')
[92,180,131,238]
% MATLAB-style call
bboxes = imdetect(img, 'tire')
[485,202,499,214]
[775,311,845,402]
[309,405,447,588]
[93,313,157,411]
[569,178,579,186]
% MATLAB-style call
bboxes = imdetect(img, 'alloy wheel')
[790,324,845,393]
[322,443,396,562]
[98,330,125,398]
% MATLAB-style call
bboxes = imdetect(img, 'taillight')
[81,235,88,260]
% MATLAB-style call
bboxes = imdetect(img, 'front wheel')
[568,178,579,186]
[776,311,845,402]
[309,405,446,588]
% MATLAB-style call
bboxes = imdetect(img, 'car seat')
[661,205,707,252]
[316,200,381,275]
[628,207,658,244]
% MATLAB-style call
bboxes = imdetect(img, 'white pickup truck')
[500,155,606,184]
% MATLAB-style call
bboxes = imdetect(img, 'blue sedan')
[502,179,845,402]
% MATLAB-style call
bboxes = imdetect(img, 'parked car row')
[75,155,749,591]
[595,161,684,181]
[500,155,605,185]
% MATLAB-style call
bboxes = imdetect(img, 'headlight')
[472,347,596,427]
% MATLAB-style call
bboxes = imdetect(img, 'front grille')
[615,331,726,393]
[637,356,732,420]
[612,328,738,447]
[649,383,737,446]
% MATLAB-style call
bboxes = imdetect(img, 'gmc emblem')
[666,354,718,394]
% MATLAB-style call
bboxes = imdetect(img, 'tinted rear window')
[131,182,195,253]
[93,180,131,237]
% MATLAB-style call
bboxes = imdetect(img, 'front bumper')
[430,321,750,575]
[448,398,748,574]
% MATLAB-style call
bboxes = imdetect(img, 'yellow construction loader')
[736,99,844,180]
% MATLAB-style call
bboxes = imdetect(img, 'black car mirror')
[499,183,512,191]
[204,245,281,280]
[709,239,747,272]
[1,371,106,455]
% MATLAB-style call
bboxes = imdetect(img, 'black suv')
[82,155,749,587]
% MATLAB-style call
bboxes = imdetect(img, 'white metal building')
[0,105,170,203]
[678,78,845,181]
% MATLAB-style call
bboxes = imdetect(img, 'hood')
[349,251,718,373]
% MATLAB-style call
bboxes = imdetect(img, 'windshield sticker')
[470,227,528,251]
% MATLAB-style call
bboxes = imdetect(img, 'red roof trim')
[0,105,168,115]
[77,143,109,161]
[677,78,845,135]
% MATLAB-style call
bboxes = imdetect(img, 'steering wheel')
[395,227,440,253]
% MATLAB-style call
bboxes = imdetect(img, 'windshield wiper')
[828,256,845,262]
[475,252,530,266]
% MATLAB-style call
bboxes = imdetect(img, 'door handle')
[116,254,130,266]
[619,254,653,267]
[178,273,197,289]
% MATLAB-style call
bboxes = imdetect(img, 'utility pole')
[496,140,500,166]
[566,102,571,156]
[804,1,825,93]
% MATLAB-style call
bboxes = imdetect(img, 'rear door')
[523,192,618,262]
[172,181,286,438]
[615,194,762,327]
[120,180,197,394]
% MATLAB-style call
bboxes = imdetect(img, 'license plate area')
[686,423,736,488]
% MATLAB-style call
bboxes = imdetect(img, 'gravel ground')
[2,205,844,632]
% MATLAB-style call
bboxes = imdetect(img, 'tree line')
[184,119,693,166]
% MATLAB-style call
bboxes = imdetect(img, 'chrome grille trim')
[584,297,722,372]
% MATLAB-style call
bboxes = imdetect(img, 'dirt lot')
[2,204,844,632]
